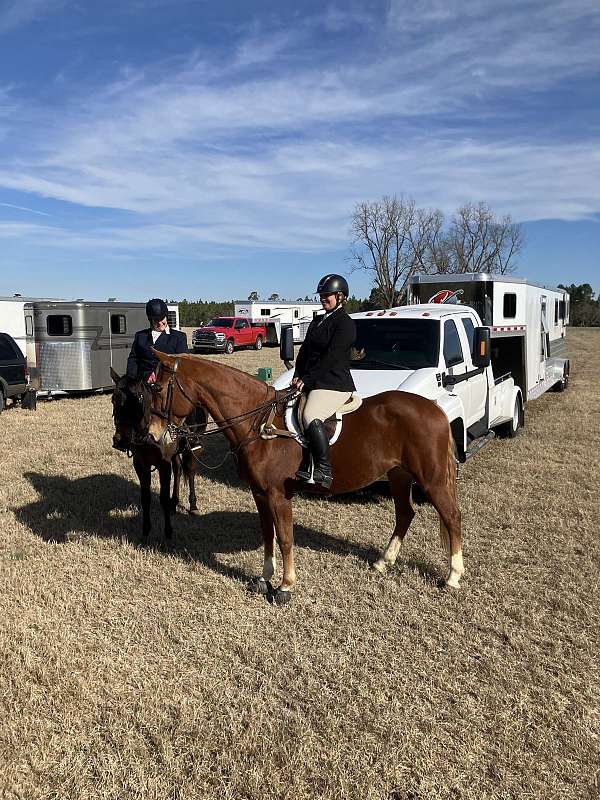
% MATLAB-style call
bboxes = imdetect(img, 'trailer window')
[25,315,33,336]
[47,315,72,336]
[559,299,566,321]
[260,309,271,316]
[294,310,299,318]
[503,293,517,318]
[111,314,126,334]
[554,300,559,325]
[167,311,177,329]
[443,320,464,368]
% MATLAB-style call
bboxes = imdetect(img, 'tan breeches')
[303,389,352,427]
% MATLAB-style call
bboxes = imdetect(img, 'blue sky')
[0,0,599,302]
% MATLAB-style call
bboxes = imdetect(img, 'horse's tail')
[439,426,459,556]
[447,428,458,503]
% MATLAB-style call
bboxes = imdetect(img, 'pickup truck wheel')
[225,339,234,355]
[0,392,4,414]
[254,335,263,351]
[501,397,522,438]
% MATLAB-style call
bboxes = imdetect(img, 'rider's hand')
[291,376,304,392]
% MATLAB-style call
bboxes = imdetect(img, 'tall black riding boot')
[295,445,312,482]
[306,419,333,489]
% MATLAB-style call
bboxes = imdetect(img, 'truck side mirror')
[280,325,295,368]
[473,327,491,368]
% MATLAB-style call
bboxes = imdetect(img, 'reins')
[151,358,298,455]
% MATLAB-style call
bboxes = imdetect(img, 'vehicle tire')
[254,335,263,351]
[225,339,234,355]
[500,396,523,438]
[554,368,569,393]
[0,391,4,414]
[21,389,37,410]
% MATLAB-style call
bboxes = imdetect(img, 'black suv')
[0,332,36,412]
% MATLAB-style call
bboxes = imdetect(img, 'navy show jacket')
[126,328,188,380]
[294,307,356,392]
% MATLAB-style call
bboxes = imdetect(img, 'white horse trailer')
[234,300,322,344]
[407,273,570,401]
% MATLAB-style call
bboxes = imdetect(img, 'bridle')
[151,358,298,453]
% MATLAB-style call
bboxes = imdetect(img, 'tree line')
[558,283,600,327]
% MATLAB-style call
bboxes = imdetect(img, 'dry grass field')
[1,329,598,800]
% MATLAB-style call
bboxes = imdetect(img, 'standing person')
[127,299,188,382]
[292,274,356,489]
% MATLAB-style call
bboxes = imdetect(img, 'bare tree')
[446,202,524,274]
[349,195,441,307]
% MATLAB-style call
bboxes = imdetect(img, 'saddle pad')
[284,395,361,447]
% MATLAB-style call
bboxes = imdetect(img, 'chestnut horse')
[148,352,463,602]
[111,369,206,544]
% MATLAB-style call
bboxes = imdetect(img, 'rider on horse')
[127,298,188,383]
[292,274,356,489]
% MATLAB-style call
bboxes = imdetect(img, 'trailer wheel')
[225,339,235,355]
[254,335,263,351]
[554,367,569,393]
[21,389,37,410]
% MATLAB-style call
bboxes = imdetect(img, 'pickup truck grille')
[193,332,217,343]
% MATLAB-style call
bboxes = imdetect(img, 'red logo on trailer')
[428,289,463,304]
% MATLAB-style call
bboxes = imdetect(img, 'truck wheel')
[254,335,263,351]
[0,392,4,414]
[501,397,523,438]
[225,339,234,355]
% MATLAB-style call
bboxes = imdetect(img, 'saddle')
[260,391,362,446]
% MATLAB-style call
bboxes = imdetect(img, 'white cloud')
[0,1,598,259]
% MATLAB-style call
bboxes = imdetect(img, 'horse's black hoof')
[270,588,291,606]
[248,577,272,596]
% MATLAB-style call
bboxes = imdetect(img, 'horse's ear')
[110,367,121,383]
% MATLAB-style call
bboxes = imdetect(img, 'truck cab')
[274,305,522,462]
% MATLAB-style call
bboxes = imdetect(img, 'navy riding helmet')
[146,298,168,321]
[316,274,349,297]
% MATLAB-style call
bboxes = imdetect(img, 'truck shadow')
[17,472,382,585]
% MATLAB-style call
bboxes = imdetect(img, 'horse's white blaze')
[446,549,464,588]
[263,556,275,581]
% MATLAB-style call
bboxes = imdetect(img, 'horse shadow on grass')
[16,469,397,586]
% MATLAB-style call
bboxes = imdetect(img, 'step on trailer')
[407,274,570,401]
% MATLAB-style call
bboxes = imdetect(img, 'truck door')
[235,318,251,346]
[443,319,471,425]
[461,316,488,425]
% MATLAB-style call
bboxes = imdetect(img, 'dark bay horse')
[147,353,462,602]
[111,369,206,544]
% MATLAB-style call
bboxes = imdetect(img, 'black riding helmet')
[316,274,349,298]
[146,298,168,321]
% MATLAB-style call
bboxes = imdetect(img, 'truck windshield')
[207,318,233,328]
[351,319,440,369]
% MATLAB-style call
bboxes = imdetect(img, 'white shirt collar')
[151,325,169,342]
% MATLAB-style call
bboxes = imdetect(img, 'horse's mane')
[175,353,276,394]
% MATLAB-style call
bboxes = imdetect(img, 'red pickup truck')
[191,317,267,355]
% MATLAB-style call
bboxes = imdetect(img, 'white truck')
[274,273,570,463]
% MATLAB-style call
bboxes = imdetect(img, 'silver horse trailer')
[32,301,150,394]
